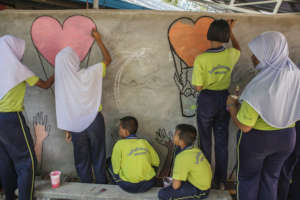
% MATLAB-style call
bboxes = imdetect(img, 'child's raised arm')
[91,29,112,67]
[35,75,54,89]
[228,19,241,52]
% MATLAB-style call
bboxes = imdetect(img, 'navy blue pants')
[278,122,300,200]
[289,159,300,200]
[107,160,156,193]
[158,182,209,200]
[71,112,107,184]
[0,112,37,200]
[237,128,296,200]
[196,90,229,184]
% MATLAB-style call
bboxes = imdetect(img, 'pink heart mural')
[31,15,96,66]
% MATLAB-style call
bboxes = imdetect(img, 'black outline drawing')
[167,16,215,118]
[155,128,173,147]
[30,15,97,92]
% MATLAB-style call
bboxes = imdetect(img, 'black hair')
[175,124,197,146]
[120,116,138,135]
[207,19,230,43]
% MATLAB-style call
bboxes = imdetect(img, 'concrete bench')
[15,180,232,200]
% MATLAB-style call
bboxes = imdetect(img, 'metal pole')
[93,0,99,9]
[273,0,283,14]
[233,1,276,7]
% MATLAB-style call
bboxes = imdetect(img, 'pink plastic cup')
[50,171,61,189]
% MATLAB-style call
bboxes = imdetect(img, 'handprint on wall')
[33,112,51,170]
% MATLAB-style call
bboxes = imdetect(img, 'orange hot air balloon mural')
[168,16,214,117]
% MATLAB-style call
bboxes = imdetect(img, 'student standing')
[55,29,111,184]
[0,35,54,200]
[227,31,300,200]
[192,19,240,189]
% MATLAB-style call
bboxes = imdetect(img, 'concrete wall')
[0,9,300,177]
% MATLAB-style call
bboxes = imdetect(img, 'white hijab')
[55,47,103,132]
[240,31,300,128]
[0,35,35,99]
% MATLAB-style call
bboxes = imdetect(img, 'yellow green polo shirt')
[98,63,106,112]
[111,138,160,183]
[237,101,295,131]
[172,148,212,191]
[192,48,240,90]
[0,76,39,112]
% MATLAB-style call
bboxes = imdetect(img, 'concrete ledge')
[27,180,232,200]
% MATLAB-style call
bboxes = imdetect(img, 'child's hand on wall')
[227,19,236,30]
[33,112,51,168]
[91,28,101,41]
[33,112,50,146]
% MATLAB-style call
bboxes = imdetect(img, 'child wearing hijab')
[0,35,54,200]
[55,29,111,184]
[227,31,300,200]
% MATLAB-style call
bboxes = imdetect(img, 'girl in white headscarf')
[226,31,300,200]
[0,35,54,200]
[55,29,111,184]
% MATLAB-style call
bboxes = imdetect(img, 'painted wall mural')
[31,15,96,67]
[30,15,98,170]
[168,16,214,117]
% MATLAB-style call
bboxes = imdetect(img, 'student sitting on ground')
[158,124,212,200]
[108,116,160,193]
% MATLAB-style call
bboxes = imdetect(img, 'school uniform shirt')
[111,138,160,183]
[172,147,212,191]
[237,101,295,131]
[192,47,240,90]
[98,63,106,112]
[0,76,39,112]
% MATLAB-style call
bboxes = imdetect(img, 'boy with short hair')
[158,124,212,200]
[109,116,160,193]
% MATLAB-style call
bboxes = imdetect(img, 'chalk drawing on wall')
[31,15,97,83]
[155,128,176,179]
[168,16,214,117]
[113,48,152,113]
[33,112,51,172]
[155,128,173,147]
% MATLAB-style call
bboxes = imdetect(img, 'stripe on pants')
[17,112,35,200]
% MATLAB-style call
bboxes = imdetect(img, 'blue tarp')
[75,0,148,9]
